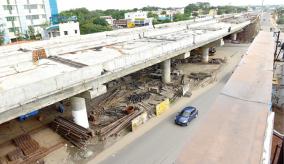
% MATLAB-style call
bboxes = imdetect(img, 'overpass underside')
[0,14,256,124]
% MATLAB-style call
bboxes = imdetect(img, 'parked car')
[175,106,198,126]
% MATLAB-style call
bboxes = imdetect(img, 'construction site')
[0,11,282,164]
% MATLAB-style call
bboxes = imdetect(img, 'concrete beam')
[79,85,107,99]
[174,51,191,59]
[203,39,224,48]
[0,21,250,124]
[162,59,171,83]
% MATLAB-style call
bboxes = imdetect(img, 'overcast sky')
[57,0,284,12]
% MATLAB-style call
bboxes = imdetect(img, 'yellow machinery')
[127,22,135,28]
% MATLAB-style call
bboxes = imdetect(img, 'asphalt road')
[100,45,247,164]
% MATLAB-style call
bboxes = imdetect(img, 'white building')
[124,11,148,21]
[124,11,153,27]
[0,0,55,42]
[43,21,80,39]
[100,16,114,25]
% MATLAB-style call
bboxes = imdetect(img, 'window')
[8,28,14,32]
[3,5,13,10]
[6,16,15,21]
[8,27,19,33]
[40,5,45,9]
[24,4,37,10]
[74,30,77,34]
[26,15,32,19]
[190,109,196,115]
[64,31,68,35]
[42,14,46,19]
[26,15,39,19]
[181,111,190,117]
[32,15,39,19]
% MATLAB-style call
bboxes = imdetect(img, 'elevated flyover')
[176,31,274,164]
[0,14,256,125]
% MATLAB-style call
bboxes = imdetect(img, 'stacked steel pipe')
[97,109,142,141]
[50,117,94,149]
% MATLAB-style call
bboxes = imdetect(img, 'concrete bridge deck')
[176,31,274,164]
[0,14,255,124]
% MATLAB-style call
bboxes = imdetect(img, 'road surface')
[99,44,248,164]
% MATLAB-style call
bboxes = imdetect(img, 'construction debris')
[97,109,143,141]
[50,117,94,149]
[14,134,40,156]
[188,72,212,81]
[3,134,64,164]
[7,148,24,161]
[208,58,227,64]
[127,92,151,103]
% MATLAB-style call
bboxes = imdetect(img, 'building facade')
[124,11,153,27]
[43,21,80,40]
[124,11,148,22]
[0,0,58,42]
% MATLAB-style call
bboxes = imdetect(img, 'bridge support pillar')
[202,47,209,63]
[162,59,171,83]
[232,33,237,41]
[70,97,89,128]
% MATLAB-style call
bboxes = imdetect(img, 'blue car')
[175,106,198,126]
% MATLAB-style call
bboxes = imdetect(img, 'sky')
[57,0,284,12]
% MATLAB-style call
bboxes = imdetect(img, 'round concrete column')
[162,59,171,83]
[232,33,237,41]
[70,97,89,128]
[202,47,209,63]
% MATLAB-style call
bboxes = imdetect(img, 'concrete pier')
[202,47,209,63]
[232,33,237,41]
[70,97,89,128]
[162,59,171,83]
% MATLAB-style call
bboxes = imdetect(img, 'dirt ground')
[0,43,250,164]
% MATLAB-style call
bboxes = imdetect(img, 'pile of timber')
[97,109,143,141]
[50,117,94,149]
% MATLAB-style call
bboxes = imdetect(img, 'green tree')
[0,30,4,45]
[217,6,247,15]
[147,11,158,19]
[60,8,113,34]
[93,18,109,26]
[173,13,190,22]
[28,26,35,40]
[161,10,167,15]
[142,6,159,11]
[185,4,199,16]
[185,2,211,16]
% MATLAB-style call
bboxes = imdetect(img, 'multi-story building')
[124,11,148,22]
[43,21,80,40]
[0,0,58,42]
[124,11,152,27]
